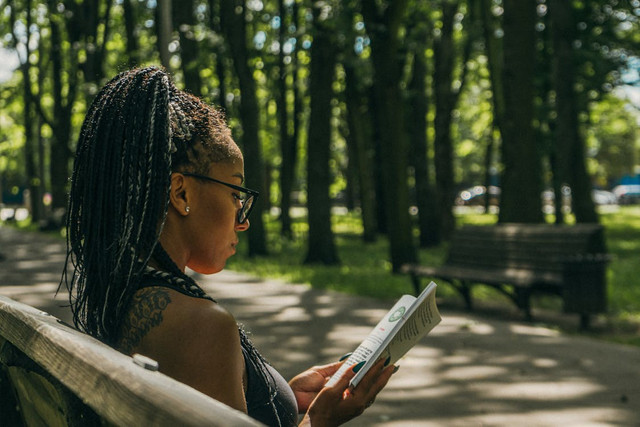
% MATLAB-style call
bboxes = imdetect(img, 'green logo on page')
[389,306,406,322]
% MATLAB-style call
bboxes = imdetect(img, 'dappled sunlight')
[3,225,640,426]
[480,380,604,400]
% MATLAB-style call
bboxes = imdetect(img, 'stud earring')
[185,206,190,214]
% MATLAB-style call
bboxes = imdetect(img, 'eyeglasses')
[181,172,259,224]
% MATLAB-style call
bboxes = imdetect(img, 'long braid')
[62,67,172,344]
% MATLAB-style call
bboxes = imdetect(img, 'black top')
[138,274,298,426]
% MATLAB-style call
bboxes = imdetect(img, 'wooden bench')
[401,223,609,328]
[0,295,263,426]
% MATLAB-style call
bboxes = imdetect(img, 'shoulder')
[121,287,247,411]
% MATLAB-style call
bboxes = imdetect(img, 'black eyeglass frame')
[181,172,259,224]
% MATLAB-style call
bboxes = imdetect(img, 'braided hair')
[62,67,284,424]
[60,66,239,344]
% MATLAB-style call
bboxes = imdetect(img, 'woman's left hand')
[289,361,343,413]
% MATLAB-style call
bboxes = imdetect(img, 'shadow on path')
[2,225,639,426]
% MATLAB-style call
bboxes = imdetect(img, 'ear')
[169,173,191,216]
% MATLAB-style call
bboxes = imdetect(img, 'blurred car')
[592,189,618,205]
[612,185,640,205]
[456,185,618,211]
[455,185,500,206]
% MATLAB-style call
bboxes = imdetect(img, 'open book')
[325,281,441,389]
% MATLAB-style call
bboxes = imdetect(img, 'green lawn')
[227,206,640,345]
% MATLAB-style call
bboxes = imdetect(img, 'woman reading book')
[60,67,395,426]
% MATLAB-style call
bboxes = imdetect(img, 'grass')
[227,206,640,346]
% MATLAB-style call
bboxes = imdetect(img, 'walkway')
[1,225,638,426]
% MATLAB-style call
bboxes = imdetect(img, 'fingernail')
[339,352,352,362]
[384,356,391,367]
[352,361,366,373]
[393,366,399,374]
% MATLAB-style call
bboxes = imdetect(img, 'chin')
[191,262,226,275]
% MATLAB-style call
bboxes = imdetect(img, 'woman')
[61,67,394,426]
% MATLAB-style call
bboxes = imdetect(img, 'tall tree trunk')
[361,0,416,272]
[432,1,458,239]
[122,0,140,67]
[277,0,295,238]
[408,38,439,247]
[549,0,598,223]
[498,0,543,223]
[174,0,201,95]
[220,0,267,256]
[208,0,229,114]
[12,0,43,222]
[344,63,377,243]
[156,0,173,72]
[304,1,339,265]
[46,0,79,212]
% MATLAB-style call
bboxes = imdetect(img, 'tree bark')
[174,0,201,95]
[498,0,543,223]
[156,0,173,72]
[277,0,296,239]
[361,0,416,272]
[122,0,140,67]
[432,1,458,238]
[220,0,268,256]
[407,35,439,247]
[344,62,377,243]
[549,0,598,223]
[304,0,339,265]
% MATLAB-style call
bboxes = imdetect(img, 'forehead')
[208,159,245,181]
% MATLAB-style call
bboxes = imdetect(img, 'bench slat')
[0,296,262,427]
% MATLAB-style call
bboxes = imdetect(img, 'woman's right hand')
[299,358,396,427]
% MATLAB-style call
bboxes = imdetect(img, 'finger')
[312,361,344,378]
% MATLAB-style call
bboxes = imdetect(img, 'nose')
[235,218,250,232]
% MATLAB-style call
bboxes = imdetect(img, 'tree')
[549,0,598,223]
[304,0,339,265]
[361,0,416,272]
[219,0,268,256]
[498,0,543,223]
[405,7,439,247]
[174,0,201,95]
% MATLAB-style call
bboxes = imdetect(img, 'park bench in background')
[0,295,262,426]
[401,223,609,329]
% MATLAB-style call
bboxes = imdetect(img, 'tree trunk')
[174,0,201,95]
[156,0,173,72]
[408,37,439,247]
[12,0,43,222]
[549,0,598,223]
[361,0,415,272]
[432,1,457,239]
[220,0,267,256]
[122,0,140,67]
[304,1,339,265]
[277,0,296,239]
[344,63,377,243]
[498,0,543,223]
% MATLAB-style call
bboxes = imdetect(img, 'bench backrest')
[446,223,607,273]
[0,296,262,426]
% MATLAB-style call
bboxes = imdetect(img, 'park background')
[1,0,640,343]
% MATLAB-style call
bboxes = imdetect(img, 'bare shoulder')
[120,287,247,411]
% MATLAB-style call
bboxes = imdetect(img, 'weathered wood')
[0,296,263,426]
[401,223,608,323]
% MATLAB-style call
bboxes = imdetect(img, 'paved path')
[1,225,639,426]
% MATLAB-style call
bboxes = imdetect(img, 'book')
[325,281,441,389]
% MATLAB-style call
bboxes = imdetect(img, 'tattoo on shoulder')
[118,287,171,354]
